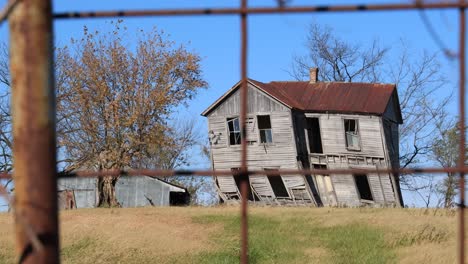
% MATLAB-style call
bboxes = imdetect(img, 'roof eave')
[248,80,294,109]
[201,79,294,117]
[303,110,384,116]
[201,79,243,117]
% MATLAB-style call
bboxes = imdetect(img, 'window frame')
[305,116,324,154]
[227,116,242,146]
[352,173,374,203]
[257,115,273,145]
[245,116,258,145]
[343,118,361,151]
[263,167,290,198]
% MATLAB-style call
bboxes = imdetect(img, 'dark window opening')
[258,115,273,143]
[265,169,290,198]
[227,117,241,145]
[344,119,360,150]
[354,174,373,201]
[232,168,258,201]
[306,118,323,153]
[313,164,327,173]
[170,191,190,206]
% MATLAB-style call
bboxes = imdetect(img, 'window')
[258,115,273,144]
[227,117,241,145]
[265,169,289,198]
[232,168,258,201]
[245,117,257,143]
[354,174,373,201]
[344,119,360,150]
[306,118,323,153]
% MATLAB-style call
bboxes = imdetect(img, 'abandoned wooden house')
[57,176,190,209]
[202,68,403,207]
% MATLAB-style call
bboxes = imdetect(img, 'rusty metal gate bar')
[0,1,466,263]
[239,0,249,263]
[8,0,58,263]
[459,0,466,262]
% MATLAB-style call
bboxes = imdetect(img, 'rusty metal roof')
[250,79,398,116]
[202,79,402,124]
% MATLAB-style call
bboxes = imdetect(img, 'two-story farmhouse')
[202,68,403,207]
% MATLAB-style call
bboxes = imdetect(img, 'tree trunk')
[97,175,120,207]
[444,173,456,208]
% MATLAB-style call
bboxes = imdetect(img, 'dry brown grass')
[0,207,465,263]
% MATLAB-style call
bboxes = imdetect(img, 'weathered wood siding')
[310,113,386,157]
[207,85,314,202]
[207,84,289,117]
[383,119,399,169]
[207,84,297,170]
[300,112,399,206]
[208,111,298,169]
[327,163,396,206]
[206,83,401,206]
[383,95,400,169]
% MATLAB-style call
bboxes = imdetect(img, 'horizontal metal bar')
[0,166,467,180]
[53,2,468,20]
[35,166,468,178]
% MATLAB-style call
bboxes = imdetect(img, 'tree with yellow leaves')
[56,22,207,207]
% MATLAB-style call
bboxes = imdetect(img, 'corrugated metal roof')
[202,79,401,123]
[251,80,396,116]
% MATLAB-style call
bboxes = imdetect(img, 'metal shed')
[57,176,189,209]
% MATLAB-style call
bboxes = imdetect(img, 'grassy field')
[0,207,463,263]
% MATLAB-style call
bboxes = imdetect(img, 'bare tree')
[291,25,452,195]
[291,25,388,83]
[55,22,207,207]
[0,43,12,207]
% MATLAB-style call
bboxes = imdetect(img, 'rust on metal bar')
[9,0,59,263]
[0,171,11,179]
[52,2,468,20]
[239,0,249,263]
[459,1,466,263]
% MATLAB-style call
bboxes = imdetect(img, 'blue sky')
[0,1,464,207]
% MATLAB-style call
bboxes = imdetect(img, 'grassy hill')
[0,207,463,263]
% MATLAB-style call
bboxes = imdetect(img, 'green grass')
[319,224,395,264]
[193,213,395,264]
[0,207,459,263]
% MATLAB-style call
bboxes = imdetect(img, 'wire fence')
[0,1,466,263]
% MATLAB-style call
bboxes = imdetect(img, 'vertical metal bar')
[459,2,466,263]
[239,0,249,263]
[9,0,59,263]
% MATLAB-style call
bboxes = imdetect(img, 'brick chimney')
[309,67,319,83]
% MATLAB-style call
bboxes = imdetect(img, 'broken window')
[227,117,241,145]
[245,117,257,143]
[306,118,323,153]
[344,119,361,150]
[354,174,373,201]
[265,169,289,198]
[232,168,258,201]
[258,115,273,144]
